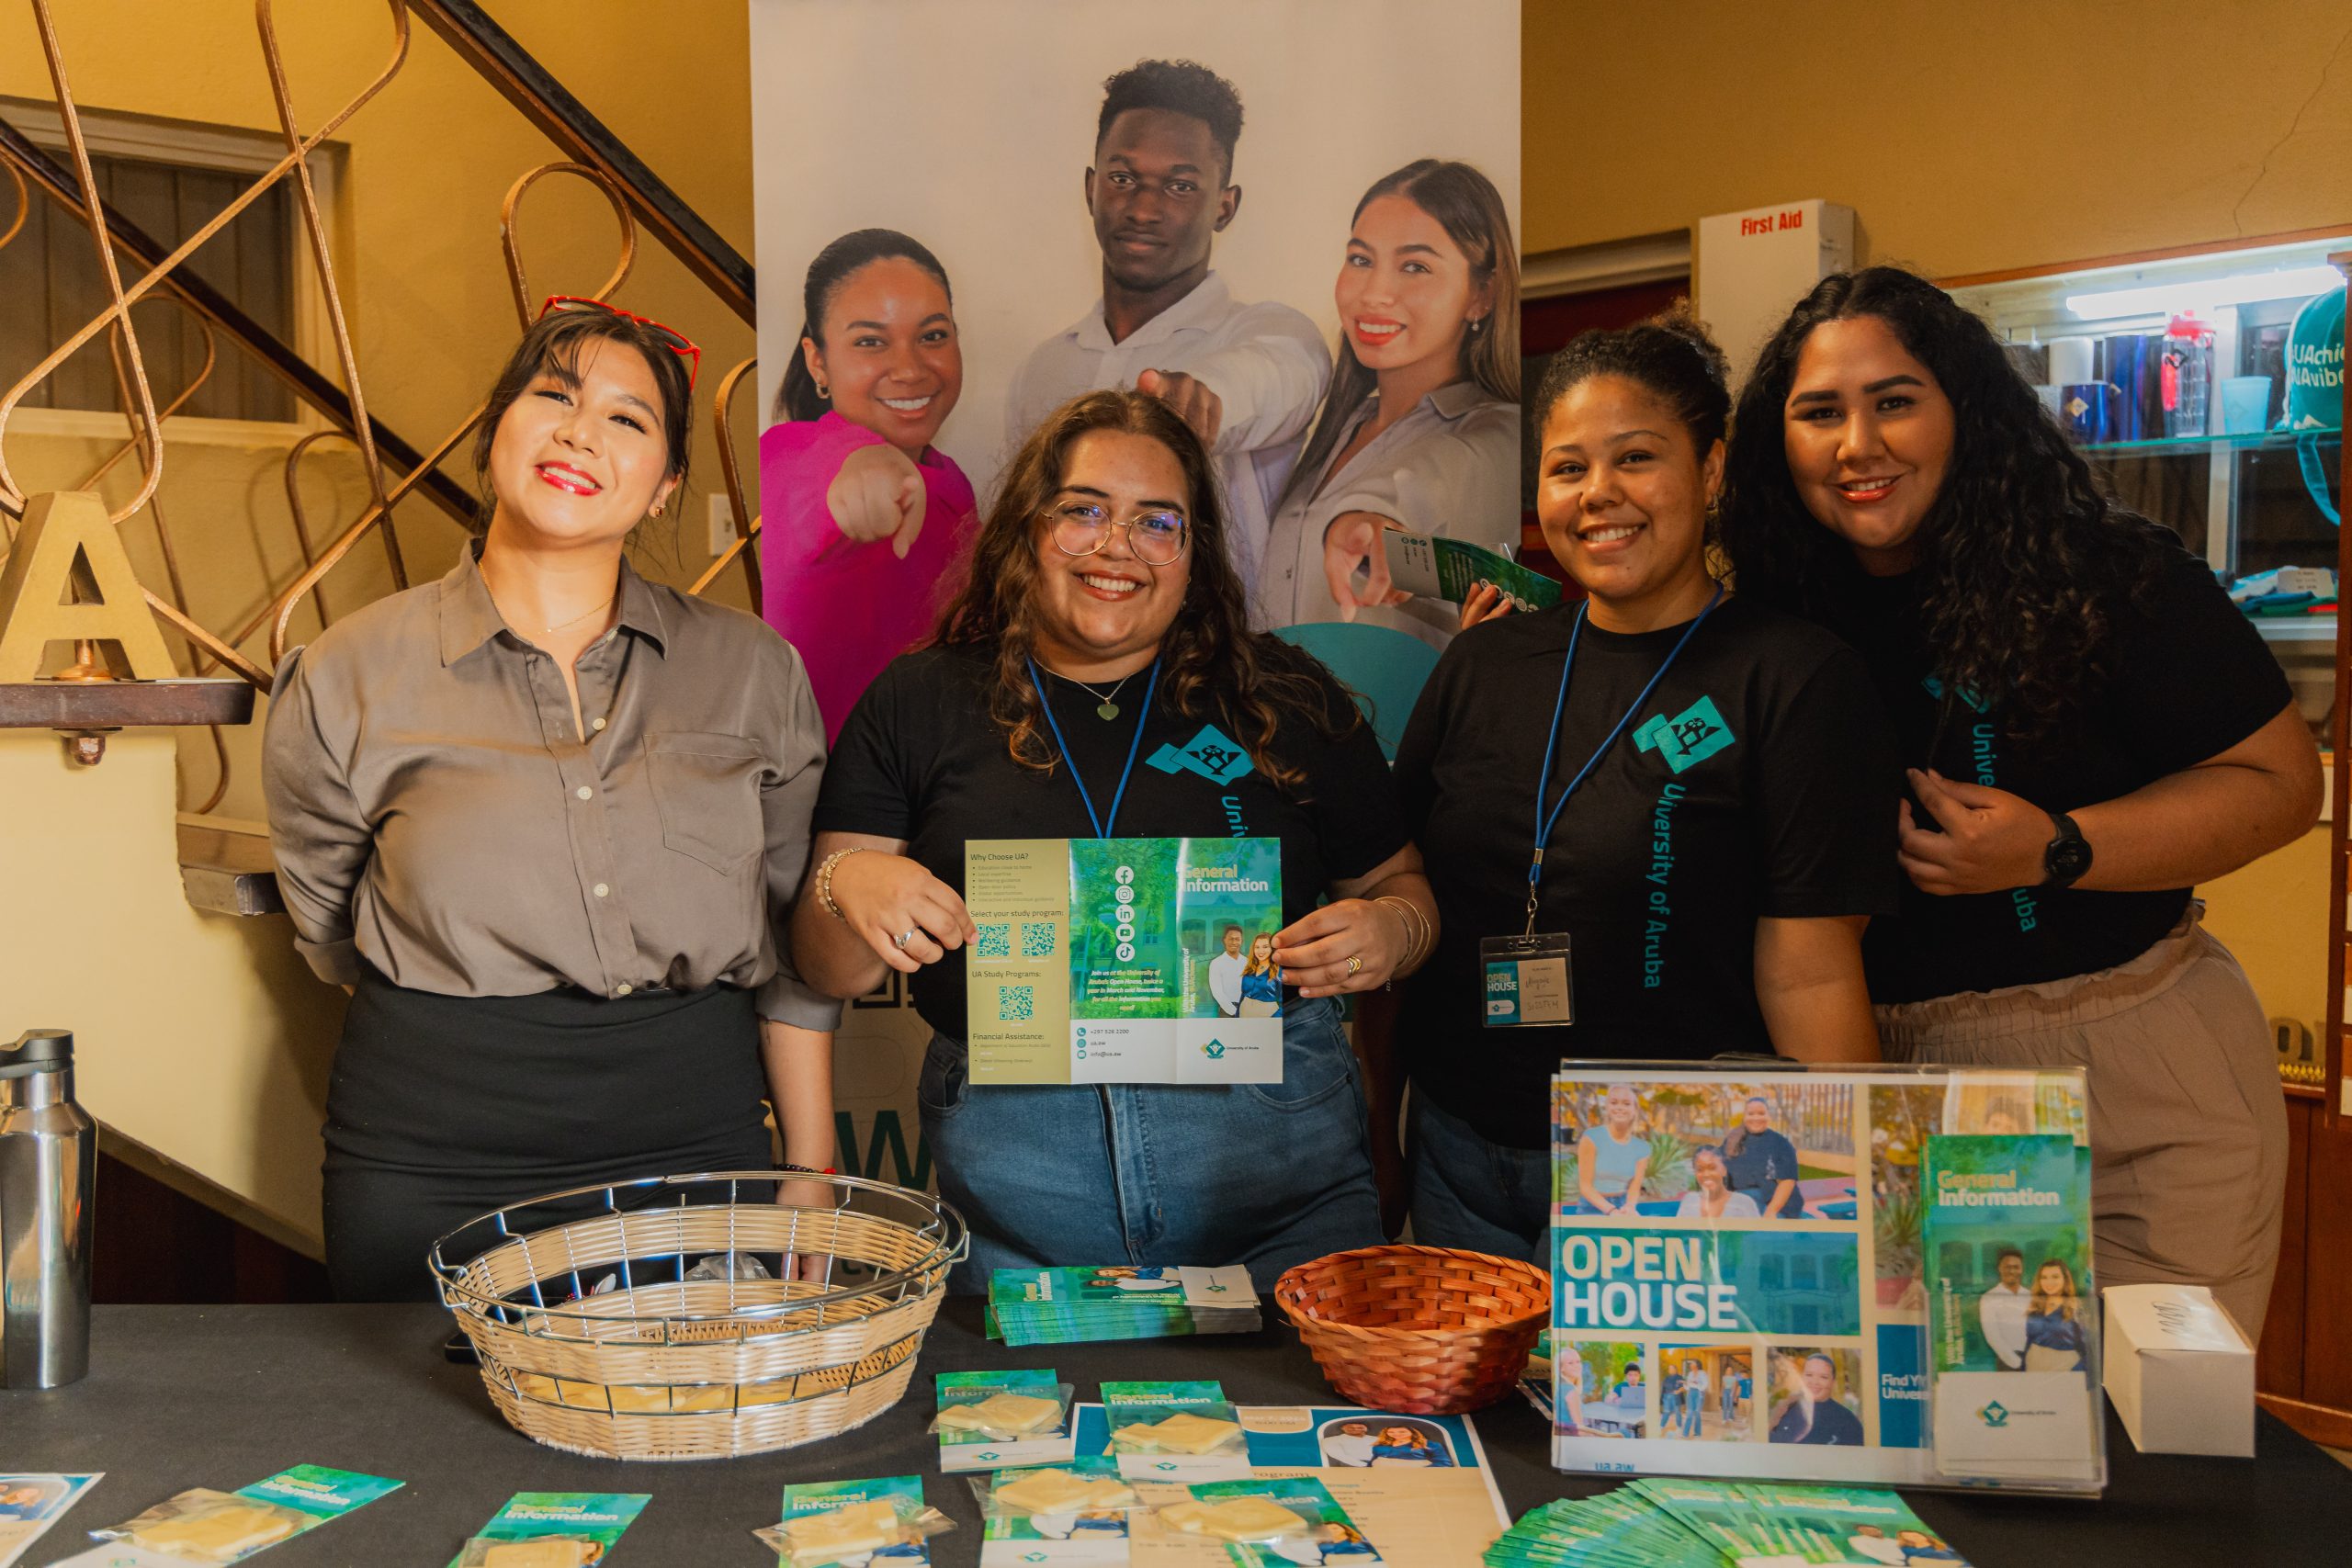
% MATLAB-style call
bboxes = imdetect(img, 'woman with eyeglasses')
[1254,159,1520,649]
[792,389,1438,1289]
[763,230,976,743]
[266,301,840,1300]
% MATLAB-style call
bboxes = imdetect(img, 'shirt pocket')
[642,731,764,874]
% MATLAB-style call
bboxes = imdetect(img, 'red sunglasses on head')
[537,294,702,389]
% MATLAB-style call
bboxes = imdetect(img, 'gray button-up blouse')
[263,545,840,1029]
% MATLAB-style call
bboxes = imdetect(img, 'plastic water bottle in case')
[0,1029,95,1389]
[2162,312,2214,438]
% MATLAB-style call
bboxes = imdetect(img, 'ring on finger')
[1345,954,1363,976]
[892,928,918,950]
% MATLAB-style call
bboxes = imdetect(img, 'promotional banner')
[749,0,1521,1181]
[1548,1066,2100,1494]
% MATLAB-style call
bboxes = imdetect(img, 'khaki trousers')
[1875,904,2288,1343]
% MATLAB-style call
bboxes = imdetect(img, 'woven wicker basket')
[1274,1245,1550,1415]
[432,1171,965,1460]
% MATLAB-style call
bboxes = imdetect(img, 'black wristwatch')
[2041,810,2092,888]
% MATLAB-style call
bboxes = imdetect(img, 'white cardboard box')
[2101,1283,2256,1457]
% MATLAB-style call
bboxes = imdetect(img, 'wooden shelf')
[0,678,254,729]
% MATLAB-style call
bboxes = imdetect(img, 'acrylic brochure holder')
[1547,1061,2105,1496]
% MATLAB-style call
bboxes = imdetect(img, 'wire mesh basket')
[432,1170,966,1461]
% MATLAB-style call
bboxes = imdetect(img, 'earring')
[814,381,830,399]
[650,502,664,517]
[1469,317,1486,335]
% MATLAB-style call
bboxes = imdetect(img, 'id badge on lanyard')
[1481,591,1720,1030]
[1481,931,1573,1026]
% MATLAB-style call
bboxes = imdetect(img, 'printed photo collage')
[1547,1067,2090,1484]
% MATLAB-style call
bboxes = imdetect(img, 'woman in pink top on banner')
[762,229,978,742]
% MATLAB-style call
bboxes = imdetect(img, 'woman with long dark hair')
[1252,159,1520,646]
[266,303,837,1299]
[1240,930,1283,1016]
[1718,266,2321,1338]
[2025,1258,2087,1371]
[1393,311,1894,1260]
[761,229,977,742]
[791,389,1438,1288]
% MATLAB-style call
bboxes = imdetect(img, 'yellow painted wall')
[0,732,344,1242]
[2203,829,2331,1057]
[0,1,763,1248]
[1522,0,2352,277]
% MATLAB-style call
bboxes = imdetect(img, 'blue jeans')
[921,997,1383,1293]
[1405,1093,1551,1264]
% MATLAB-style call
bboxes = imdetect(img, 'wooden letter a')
[0,490,176,682]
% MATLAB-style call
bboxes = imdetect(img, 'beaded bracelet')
[815,845,868,921]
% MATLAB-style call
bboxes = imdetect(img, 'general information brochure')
[966,838,1283,1085]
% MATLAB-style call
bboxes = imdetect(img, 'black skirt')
[322,968,775,1302]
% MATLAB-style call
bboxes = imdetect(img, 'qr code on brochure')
[976,922,1012,958]
[1020,921,1058,958]
[998,986,1035,1022]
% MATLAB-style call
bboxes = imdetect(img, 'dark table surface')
[5,1300,2348,1564]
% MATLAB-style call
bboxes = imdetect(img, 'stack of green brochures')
[1484,1479,1973,1566]
[985,1264,1261,1346]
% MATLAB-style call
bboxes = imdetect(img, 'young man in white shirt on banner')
[1006,59,1329,595]
[1978,1247,2030,1371]
[1207,924,1247,1017]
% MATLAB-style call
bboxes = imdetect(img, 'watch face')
[2047,837,2093,881]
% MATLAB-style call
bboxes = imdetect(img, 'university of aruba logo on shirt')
[1922,673,1990,713]
[1634,695,1736,774]
[1147,723,1256,785]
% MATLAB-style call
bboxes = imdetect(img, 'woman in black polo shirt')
[1394,311,1897,1261]
[1718,266,2323,1337]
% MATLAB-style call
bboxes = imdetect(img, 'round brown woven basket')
[432,1171,964,1461]
[1274,1245,1550,1415]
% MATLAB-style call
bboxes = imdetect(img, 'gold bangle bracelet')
[1375,894,1429,971]
[816,845,868,921]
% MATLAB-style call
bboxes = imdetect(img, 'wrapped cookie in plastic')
[91,1489,311,1563]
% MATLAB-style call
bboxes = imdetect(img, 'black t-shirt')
[814,642,1409,1040]
[1829,544,2292,1002]
[1394,599,1901,1149]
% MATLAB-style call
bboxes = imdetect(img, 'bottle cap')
[0,1029,74,1077]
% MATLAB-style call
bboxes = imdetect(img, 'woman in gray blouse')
[264,302,840,1300]
[1251,159,1521,650]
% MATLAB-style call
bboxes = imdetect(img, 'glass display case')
[1944,231,2348,739]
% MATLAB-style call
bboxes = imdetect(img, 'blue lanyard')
[1028,654,1161,840]
[1524,588,1724,932]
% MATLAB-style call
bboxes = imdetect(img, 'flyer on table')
[966,838,1283,1085]
[1547,1064,2100,1494]
[0,1474,101,1568]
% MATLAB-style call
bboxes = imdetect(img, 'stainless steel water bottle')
[0,1029,95,1389]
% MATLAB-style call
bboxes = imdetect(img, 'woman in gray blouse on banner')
[1251,159,1521,649]
[265,301,840,1301]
